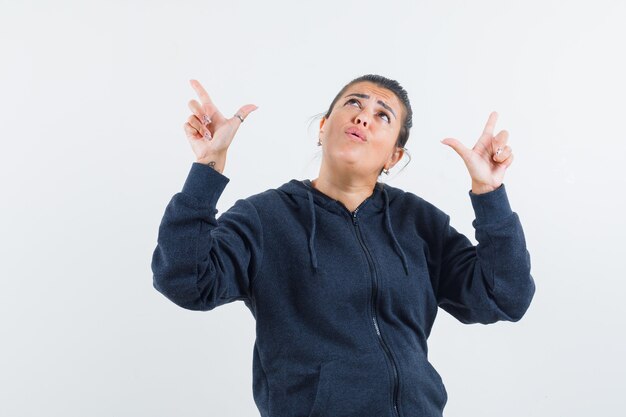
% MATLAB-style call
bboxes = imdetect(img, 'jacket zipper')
[351,206,401,417]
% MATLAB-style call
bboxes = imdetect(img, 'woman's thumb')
[232,104,259,124]
[441,137,469,160]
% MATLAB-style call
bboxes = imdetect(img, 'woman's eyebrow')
[344,93,396,119]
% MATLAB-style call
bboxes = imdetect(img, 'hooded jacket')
[151,162,535,417]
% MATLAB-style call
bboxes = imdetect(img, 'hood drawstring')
[306,190,319,273]
[305,185,408,277]
[382,187,410,276]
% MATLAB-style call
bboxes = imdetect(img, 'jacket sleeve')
[435,184,535,324]
[151,162,263,311]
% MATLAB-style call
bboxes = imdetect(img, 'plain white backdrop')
[1,0,625,416]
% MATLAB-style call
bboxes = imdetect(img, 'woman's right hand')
[184,79,258,172]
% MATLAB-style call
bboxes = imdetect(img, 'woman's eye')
[346,98,390,123]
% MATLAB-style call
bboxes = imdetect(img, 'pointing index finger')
[482,111,498,138]
[189,79,218,117]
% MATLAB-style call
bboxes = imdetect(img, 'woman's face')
[319,81,404,178]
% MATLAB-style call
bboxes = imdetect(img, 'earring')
[317,138,322,146]
[383,167,390,175]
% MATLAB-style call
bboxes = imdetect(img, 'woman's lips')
[345,132,366,142]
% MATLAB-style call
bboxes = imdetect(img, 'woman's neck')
[311,174,377,213]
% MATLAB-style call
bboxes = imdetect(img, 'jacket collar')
[277,179,409,277]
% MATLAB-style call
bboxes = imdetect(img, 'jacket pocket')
[307,351,392,417]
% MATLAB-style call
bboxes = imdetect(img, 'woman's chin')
[327,150,361,166]
[323,151,368,173]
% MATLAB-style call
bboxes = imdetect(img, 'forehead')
[343,81,401,112]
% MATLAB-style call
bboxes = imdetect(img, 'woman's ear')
[389,147,405,169]
[319,117,326,133]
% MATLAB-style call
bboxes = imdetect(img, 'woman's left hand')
[441,111,514,194]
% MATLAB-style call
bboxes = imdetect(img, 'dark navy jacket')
[151,162,535,417]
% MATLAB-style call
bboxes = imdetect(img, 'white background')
[1,0,625,416]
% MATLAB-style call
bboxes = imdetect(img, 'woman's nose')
[354,109,372,126]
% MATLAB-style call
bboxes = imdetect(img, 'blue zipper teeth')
[351,206,401,417]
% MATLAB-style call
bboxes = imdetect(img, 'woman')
[151,74,535,417]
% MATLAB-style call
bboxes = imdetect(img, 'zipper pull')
[352,208,359,225]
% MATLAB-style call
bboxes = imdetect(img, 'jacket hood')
[276,179,409,277]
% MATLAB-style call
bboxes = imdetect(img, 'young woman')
[151,74,535,417]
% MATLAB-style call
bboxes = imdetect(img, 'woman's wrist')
[197,154,226,173]
[471,180,498,195]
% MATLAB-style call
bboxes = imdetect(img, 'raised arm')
[435,184,535,324]
[151,79,262,311]
[151,164,263,311]
[436,112,535,323]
